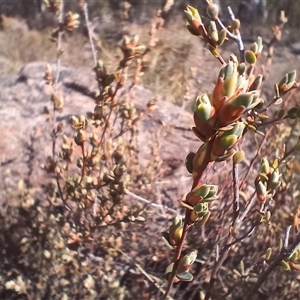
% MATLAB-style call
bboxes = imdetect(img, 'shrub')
[1,1,300,300]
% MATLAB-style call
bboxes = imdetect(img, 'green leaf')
[161,232,174,250]
[176,271,193,282]
[165,262,174,275]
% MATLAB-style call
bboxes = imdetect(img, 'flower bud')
[209,21,218,43]
[211,78,226,110]
[260,158,270,174]
[256,181,267,203]
[233,150,245,164]
[212,122,245,158]
[223,61,238,98]
[206,3,219,20]
[64,12,80,31]
[44,64,53,83]
[245,50,257,64]
[185,152,195,174]
[168,216,183,247]
[177,251,197,273]
[75,130,87,145]
[194,94,214,122]
[185,5,202,29]
[250,37,263,57]
[278,70,297,95]
[192,144,208,177]
[231,19,240,31]
[217,28,227,46]
[194,202,209,217]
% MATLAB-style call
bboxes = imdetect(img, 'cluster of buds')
[165,251,198,282]
[120,35,147,68]
[70,115,88,146]
[94,61,121,102]
[46,0,80,39]
[173,183,218,225]
[71,115,88,131]
[193,57,261,141]
[65,176,96,209]
[245,37,263,65]
[277,70,298,96]
[192,121,246,168]
[210,122,245,161]
[185,5,226,49]
[44,0,61,14]
[255,158,282,203]
[64,12,80,31]
[44,64,53,84]
[51,91,64,112]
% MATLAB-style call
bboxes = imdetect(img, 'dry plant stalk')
[43,0,159,239]
[162,2,300,299]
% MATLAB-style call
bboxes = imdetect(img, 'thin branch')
[50,0,70,211]
[236,191,256,224]
[79,141,85,184]
[52,0,64,159]
[226,6,244,62]
[163,209,192,299]
[283,225,292,249]
[245,233,300,299]
[126,190,180,216]
[117,249,173,299]
[240,130,269,189]
[232,160,240,226]
[208,1,245,63]
[82,2,98,66]
[226,220,260,248]
[99,82,121,147]
[204,233,233,300]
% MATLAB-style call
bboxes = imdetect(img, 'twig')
[50,0,70,212]
[245,233,300,299]
[204,233,233,300]
[52,0,64,159]
[79,141,85,184]
[82,2,97,66]
[226,220,260,248]
[117,249,173,299]
[205,0,245,63]
[236,191,256,224]
[225,6,245,62]
[99,82,122,146]
[232,160,240,226]
[126,190,180,216]
[283,225,292,249]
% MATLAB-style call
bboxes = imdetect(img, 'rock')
[0,61,200,210]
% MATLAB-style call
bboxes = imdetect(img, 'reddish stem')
[163,138,215,299]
